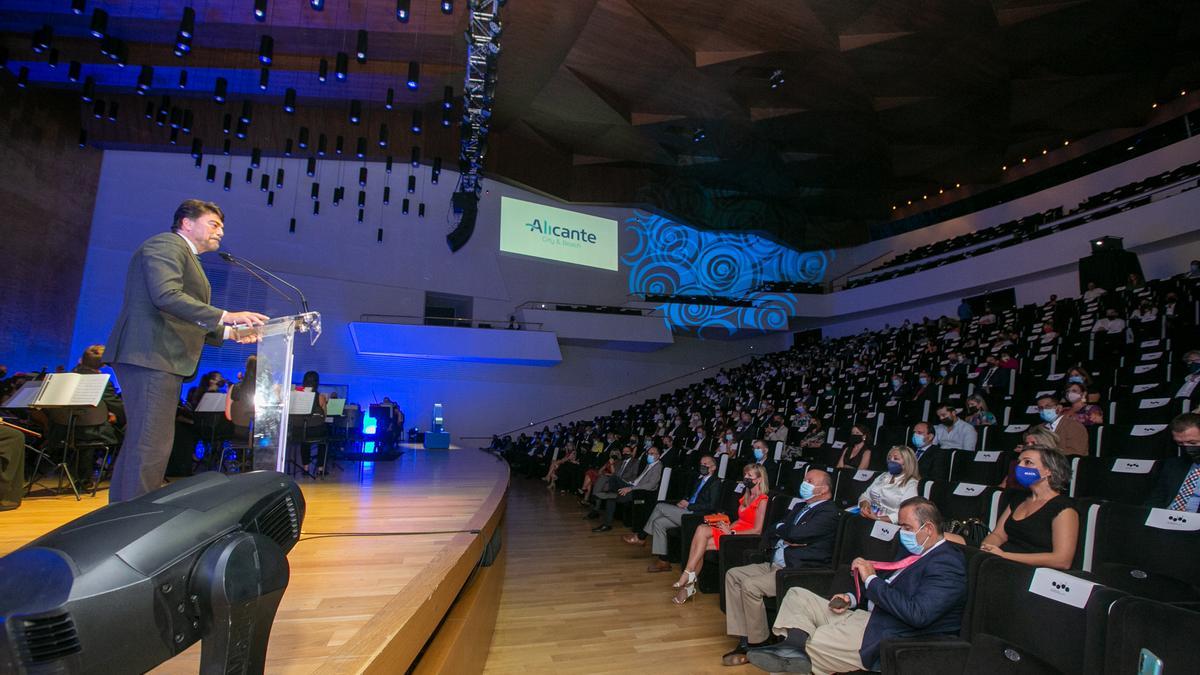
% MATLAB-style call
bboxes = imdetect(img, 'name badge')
[1130,424,1166,437]
[974,451,1000,463]
[854,469,876,482]
[1005,424,1030,433]
[1028,568,1097,609]
[953,482,987,496]
[1138,398,1169,409]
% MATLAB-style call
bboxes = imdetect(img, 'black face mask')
[699,466,711,476]
[1183,445,1200,463]
[742,477,755,490]
[941,417,955,428]
[848,434,864,444]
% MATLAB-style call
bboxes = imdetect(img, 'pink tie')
[853,554,921,598]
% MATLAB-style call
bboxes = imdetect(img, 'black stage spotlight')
[259,35,273,65]
[214,77,228,103]
[246,167,254,183]
[178,69,188,89]
[349,99,361,124]
[181,109,193,134]
[358,167,368,186]
[402,198,409,214]
[311,182,320,200]
[136,65,153,93]
[254,0,268,22]
[179,7,196,38]
[251,147,262,168]
[311,0,324,10]
[32,25,51,54]
[68,60,81,83]
[313,200,320,215]
[284,88,296,113]
[276,168,284,189]
[71,0,86,15]
[289,217,296,233]
[418,202,426,217]
[358,209,365,223]
[357,190,366,208]
[224,171,233,191]
[407,62,419,90]
[81,76,95,103]
[240,100,253,124]
[259,67,270,91]
[411,145,420,167]
[107,101,118,122]
[223,139,231,155]
[386,155,394,173]
[441,109,452,128]
[317,133,328,157]
[267,190,275,206]
[335,135,344,155]
[283,138,293,157]
[396,0,411,22]
[145,101,156,119]
[407,175,416,193]
[299,127,310,149]
[92,99,105,119]
[206,164,217,182]
[89,8,108,39]
[222,113,232,134]
[335,52,348,80]
[383,186,391,204]
[385,87,394,110]
[356,30,368,64]
[378,123,388,148]
[377,227,383,242]
[411,110,422,134]
[306,156,316,176]
[236,120,248,139]
[318,58,328,82]
[443,85,454,109]
[260,173,270,192]
[78,129,88,148]
[16,66,28,88]
[355,136,367,159]
[0,473,304,675]
[47,48,59,68]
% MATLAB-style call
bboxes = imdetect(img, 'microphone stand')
[218,251,310,314]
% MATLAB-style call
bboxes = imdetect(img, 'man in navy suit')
[748,496,966,674]
[723,469,838,666]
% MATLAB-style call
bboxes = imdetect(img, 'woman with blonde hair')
[858,446,920,523]
[672,463,770,605]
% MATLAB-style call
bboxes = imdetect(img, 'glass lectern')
[233,312,322,472]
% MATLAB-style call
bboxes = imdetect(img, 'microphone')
[218,251,310,314]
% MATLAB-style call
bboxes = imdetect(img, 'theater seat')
[1080,501,1200,604]
[1069,456,1158,505]
[1102,597,1200,675]
[881,556,1125,675]
[1095,423,1175,459]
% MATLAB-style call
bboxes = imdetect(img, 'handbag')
[704,513,730,526]
[943,518,990,547]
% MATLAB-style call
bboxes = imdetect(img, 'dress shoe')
[646,559,671,573]
[591,524,612,533]
[746,644,812,673]
[622,533,645,545]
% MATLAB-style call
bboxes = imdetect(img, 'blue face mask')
[645,455,656,465]
[918,377,929,386]
[1068,375,1084,384]
[798,481,815,500]
[911,433,927,448]
[887,460,903,475]
[899,525,928,555]
[753,448,765,461]
[1039,408,1059,424]
[1015,466,1041,487]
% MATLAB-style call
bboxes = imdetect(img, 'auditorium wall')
[0,87,103,371]
[70,151,791,441]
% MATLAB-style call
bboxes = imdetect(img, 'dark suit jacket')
[682,474,722,515]
[105,232,224,378]
[765,499,839,568]
[856,540,967,670]
[1048,415,1089,457]
[914,444,945,480]
[1146,456,1196,509]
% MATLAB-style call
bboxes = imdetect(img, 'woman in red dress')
[672,463,769,605]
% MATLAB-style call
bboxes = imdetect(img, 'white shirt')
[176,232,231,334]
[1082,287,1106,301]
[861,538,950,610]
[1092,318,1126,334]
[859,474,919,521]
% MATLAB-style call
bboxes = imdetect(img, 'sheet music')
[325,398,345,416]
[36,373,109,407]
[195,392,227,413]
[1,381,43,409]
[290,390,316,413]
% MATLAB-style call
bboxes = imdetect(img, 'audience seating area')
[497,268,1200,673]
[847,159,1200,288]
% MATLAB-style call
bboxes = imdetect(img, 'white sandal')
[672,583,697,605]
[672,569,697,589]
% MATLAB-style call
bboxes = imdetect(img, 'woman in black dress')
[979,445,1079,569]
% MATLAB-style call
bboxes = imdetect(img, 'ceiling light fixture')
[254,0,267,21]
[407,62,420,90]
[179,7,195,38]
[335,52,348,80]
[356,30,368,63]
[396,0,410,22]
[259,36,273,65]
[89,8,108,39]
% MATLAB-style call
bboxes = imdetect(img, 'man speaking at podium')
[104,199,268,503]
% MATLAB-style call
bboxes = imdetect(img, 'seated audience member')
[44,345,124,488]
[1082,281,1107,302]
[975,355,1012,395]
[186,370,226,411]
[1036,394,1088,456]
[1129,298,1160,340]
[964,395,996,426]
[543,441,577,490]
[657,433,680,468]
[588,446,663,532]
[835,425,872,470]
[1127,272,1145,289]
[910,371,934,401]
[1001,427,1061,488]
[1189,260,1200,279]
[583,444,638,505]
[1039,322,1059,343]
[979,446,1078,569]
[910,422,944,479]
[1092,308,1127,340]
[716,428,739,457]
[1146,413,1200,511]
[224,355,257,441]
[858,446,920,523]
[997,350,1019,370]
[798,418,825,449]
[1064,382,1103,426]
[723,470,838,666]
[747,497,966,674]
[627,455,721,571]
[0,423,26,510]
[764,414,789,443]
[1065,366,1096,392]
[934,402,977,451]
[672,463,769,605]
[887,373,911,400]
[977,305,997,326]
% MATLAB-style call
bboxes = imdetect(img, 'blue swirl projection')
[622,210,831,336]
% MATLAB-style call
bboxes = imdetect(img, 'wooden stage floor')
[483,476,739,675]
[1,447,509,674]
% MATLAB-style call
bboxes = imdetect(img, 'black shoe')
[746,644,812,673]
[591,524,612,532]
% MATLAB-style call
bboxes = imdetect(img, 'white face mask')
[1065,391,1082,403]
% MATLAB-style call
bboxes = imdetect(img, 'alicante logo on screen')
[500,196,618,271]
[525,218,598,247]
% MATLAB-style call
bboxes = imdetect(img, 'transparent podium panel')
[247,312,322,472]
